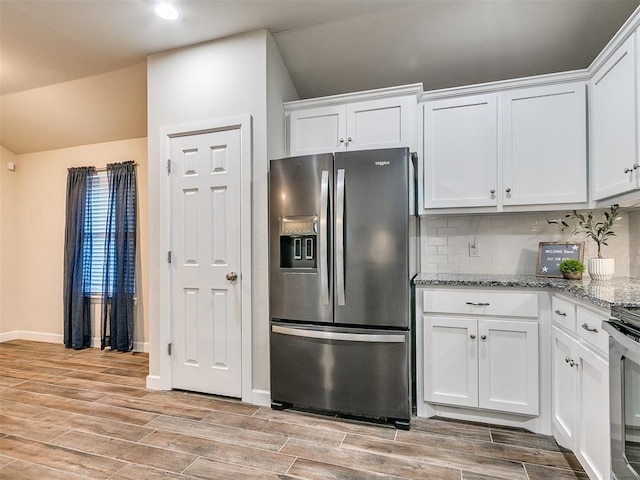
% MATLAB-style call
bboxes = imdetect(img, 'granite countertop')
[413,273,640,309]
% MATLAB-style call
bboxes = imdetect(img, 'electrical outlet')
[469,242,479,257]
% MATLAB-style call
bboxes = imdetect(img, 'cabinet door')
[346,96,416,151]
[590,34,638,201]
[552,326,578,450]
[288,105,347,156]
[423,316,478,408]
[423,95,498,209]
[478,320,539,415]
[502,82,587,206]
[576,345,610,480]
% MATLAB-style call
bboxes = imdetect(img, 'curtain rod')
[68,162,138,173]
[94,162,138,173]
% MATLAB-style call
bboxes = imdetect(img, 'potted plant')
[558,259,585,280]
[547,204,621,281]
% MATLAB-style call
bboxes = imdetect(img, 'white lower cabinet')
[419,288,540,421]
[551,295,610,480]
[424,316,539,415]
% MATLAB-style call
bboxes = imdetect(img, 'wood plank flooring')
[0,340,588,479]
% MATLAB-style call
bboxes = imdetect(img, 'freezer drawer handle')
[336,168,346,306]
[466,301,490,306]
[320,170,330,305]
[272,325,405,343]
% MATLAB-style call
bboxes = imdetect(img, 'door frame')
[158,115,253,403]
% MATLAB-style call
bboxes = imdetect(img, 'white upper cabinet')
[590,34,639,202]
[422,94,498,209]
[288,105,346,155]
[502,82,587,206]
[420,79,588,213]
[285,85,420,157]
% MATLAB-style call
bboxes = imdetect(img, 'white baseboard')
[2,331,64,344]
[251,389,271,407]
[0,331,148,352]
[0,331,19,342]
[146,375,165,390]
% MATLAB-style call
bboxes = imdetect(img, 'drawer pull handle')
[554,310,567,317]
[581,323,598,333]
[565,356,577,367]
[466,302,490,306]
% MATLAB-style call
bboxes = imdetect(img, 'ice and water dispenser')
[279,215,317,270]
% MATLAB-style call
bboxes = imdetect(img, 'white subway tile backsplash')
[421,210,635,277]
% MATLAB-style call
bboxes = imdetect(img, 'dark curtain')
[63,166,95,349]
[101,161,137,352]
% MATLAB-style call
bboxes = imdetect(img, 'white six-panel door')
[169,128,242,397]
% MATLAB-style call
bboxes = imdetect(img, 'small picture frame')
[536,242,584,277]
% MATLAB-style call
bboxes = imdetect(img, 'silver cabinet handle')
[565,356,578,368]
[489,189,496,194]
[226,272,238,281]
[625,167,633,174]
[480,334,487,340]
[319,170,330,305]
[635,162,640,170]
[470,334,476,339]
[336,168,346,306]
[347,136,352,142]
[505,187,511,193]
[466,302,490,306]
[554,309,567,317]
[339,138,345,143]
[581,323,598,333]
[565,356,571,363]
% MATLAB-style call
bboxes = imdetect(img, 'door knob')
[226,272,238,282]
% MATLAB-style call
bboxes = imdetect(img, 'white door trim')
[158,115,253,404]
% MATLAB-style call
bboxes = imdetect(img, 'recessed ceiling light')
[154,2,182,21]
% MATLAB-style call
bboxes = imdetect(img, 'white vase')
[588,258,615,281]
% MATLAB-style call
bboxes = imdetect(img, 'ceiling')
[1,0,639,154]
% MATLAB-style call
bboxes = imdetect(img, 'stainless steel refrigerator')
[268,147,411,428]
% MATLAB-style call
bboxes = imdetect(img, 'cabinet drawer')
[422,290,538,317]
[576,306,609,353]
[552,296,577,332]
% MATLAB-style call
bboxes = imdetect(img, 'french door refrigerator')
[269,147,411,429]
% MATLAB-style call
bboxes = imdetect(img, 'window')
[83,172,110,295]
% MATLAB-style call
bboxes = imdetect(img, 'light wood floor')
[0,340,588,479]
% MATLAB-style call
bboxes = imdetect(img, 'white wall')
[2,138,149,346]
[629,210,640,278]
[147,29,296,399]
[0,146,18,336]
[421,209,631,277]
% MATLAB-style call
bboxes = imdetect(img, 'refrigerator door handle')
[272,325,405,343]
[320,170,330,305]
[336,168,346,306]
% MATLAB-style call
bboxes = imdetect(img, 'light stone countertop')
[413,273,640,309]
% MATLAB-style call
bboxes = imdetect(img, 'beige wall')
[3,138,148,346]
[0,146,19,335]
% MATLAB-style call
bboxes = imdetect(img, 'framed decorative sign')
[536,242,584,277]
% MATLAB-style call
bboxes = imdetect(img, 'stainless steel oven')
[604,307,640,480]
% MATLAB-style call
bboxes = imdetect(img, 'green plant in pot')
[547,204,620,281]
[558,259,585,280]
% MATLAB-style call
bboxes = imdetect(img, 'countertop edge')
[413,274,640,310]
